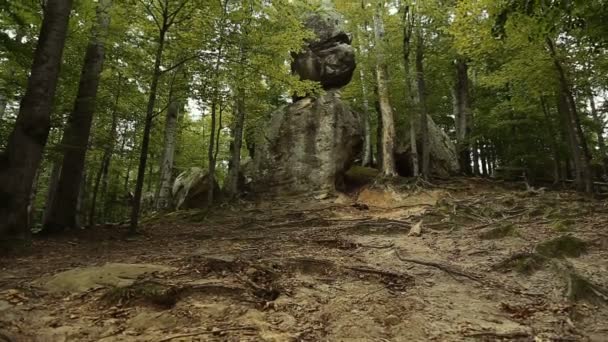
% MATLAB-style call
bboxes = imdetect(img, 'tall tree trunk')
[360,67,373,167]
[227,91,246,197]
[156,96,180,209]
[472,140,480,175]
[227,37,247,197]
[207,99,218,203]
[43,160,62,225]
[0,0,73,239]
[454,58,472,175]
[540,97,562,183]
[480,140,488,176]
[0,89,7,120]
[76,171,87,227]
[402,3,418,177]
[415,26,430,179]
[44,0,111,232]
[375,96,383,168]
[590,95,608,177]
[373,3,397,176]
[130,27,167,234]
[547,38,592,193]
[89,76,121,225]
[357,22,373,167]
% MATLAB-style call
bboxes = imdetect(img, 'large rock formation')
[250,11,362,196]
[395,115,460,178]
[251,90,362,195]
[291,11,356,90]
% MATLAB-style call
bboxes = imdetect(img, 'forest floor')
[1,178,608,342]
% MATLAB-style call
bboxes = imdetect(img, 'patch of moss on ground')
[479,223,517,240]
[536,235,587,258]
[551,219,575,232]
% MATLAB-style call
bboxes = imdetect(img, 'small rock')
[384,314,401,326]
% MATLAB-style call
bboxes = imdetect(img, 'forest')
[1,0,608,341]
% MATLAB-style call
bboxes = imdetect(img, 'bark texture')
[453,58,472,175]
[45,0,111,232]
[156,96,180,209]
[0,0,73,239]
[373,4,397,176]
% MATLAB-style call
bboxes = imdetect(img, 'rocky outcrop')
[172,167,220,209]
[249,10,361,196]
[251,90,362,195]
[291,11,356,90]
[396,115,460,177]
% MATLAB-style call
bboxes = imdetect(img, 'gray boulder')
[395,115,460,177]
[172,167,220,209]
[251,90,363,195]
[291,10,356,89]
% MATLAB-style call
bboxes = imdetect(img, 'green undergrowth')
[536,235,587,258]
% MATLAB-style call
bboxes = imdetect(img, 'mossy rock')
[536,236,587,258]
[479,223,517,240]
[345,166,380,186]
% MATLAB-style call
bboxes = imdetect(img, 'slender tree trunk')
[357,22,373,167]
[402,4,418,177]
[454,58,472,175]
[360,68,373,167]
[480,140,488,176]
[0,91,7,120]
[207,99,218,203]
[43,161,62,225]
[590,95,608,177]
[130,27,167,233]
[547,38,592,193]
[227,37,247,197]
[472,140,480,175]
[415,26,430,179]
[375,96,383,168]
[89,76,121,225]
[156,96,180,209]
[227,91,246,196]
[373,4,397,176]
[0,0,73,239]
[44,0,112,232]
[76,171,87,227]
[540,97,562,183]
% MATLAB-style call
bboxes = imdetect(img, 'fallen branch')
[469,212,528,230]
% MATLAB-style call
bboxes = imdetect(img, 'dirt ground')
[1,178,608,341]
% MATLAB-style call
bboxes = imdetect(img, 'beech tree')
[0,0,73,239]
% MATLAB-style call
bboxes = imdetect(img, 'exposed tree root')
[493,252,547,274]
[551,261,608,305]
[394,251,483,283]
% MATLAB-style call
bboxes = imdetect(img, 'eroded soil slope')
[1,179,607,341]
